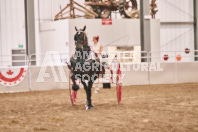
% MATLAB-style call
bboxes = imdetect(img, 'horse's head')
[74,26,88,51]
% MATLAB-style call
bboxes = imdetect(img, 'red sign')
[0,68,27,86]
[102,19,112,25]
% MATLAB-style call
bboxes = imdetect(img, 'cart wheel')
[116,64,122,104]
[70,89,77,105]
[118,0,138,18]
[69,72,77,105]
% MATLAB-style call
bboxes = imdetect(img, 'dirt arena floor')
[0,83,198,132]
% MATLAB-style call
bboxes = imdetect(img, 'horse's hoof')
[72,85,79,91]
[85,105,94,110]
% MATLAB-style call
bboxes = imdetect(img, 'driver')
[92,36,103,93]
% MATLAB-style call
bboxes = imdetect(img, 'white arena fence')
[0,51,198,93]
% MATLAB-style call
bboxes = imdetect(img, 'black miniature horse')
[67,26,105,110]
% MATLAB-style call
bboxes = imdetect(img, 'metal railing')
[148,50,198,63]
[102,51,149,64]
[0,50,198,68]
[29,53,70,66]
[0,54,28,67]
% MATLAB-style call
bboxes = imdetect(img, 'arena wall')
[122,63,149,86]
[39,19,141,57]
[29,66,70,91]
[149,63,177,84]
[0,66,30,93]
[0,62,198,93]
[176,62,198,83]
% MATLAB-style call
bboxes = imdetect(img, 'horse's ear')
[75,26,78,31]
[82,26,86,31]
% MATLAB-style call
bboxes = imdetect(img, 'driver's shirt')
[92,43,101,54]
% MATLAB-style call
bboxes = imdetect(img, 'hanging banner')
[102,19,112,25]
[0,67,27,86]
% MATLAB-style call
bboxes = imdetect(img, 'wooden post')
[70,0,72,18]
[73,1,98,17]
[54,0,98,20]
[60,5,62,18]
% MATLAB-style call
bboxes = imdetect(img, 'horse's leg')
[87,74,98,108]
[87,80,93,107]
[81,77,94,110]
[71,73,79,91]
[81,78,88,104]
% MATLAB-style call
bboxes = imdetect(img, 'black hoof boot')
[72,85,79,91]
